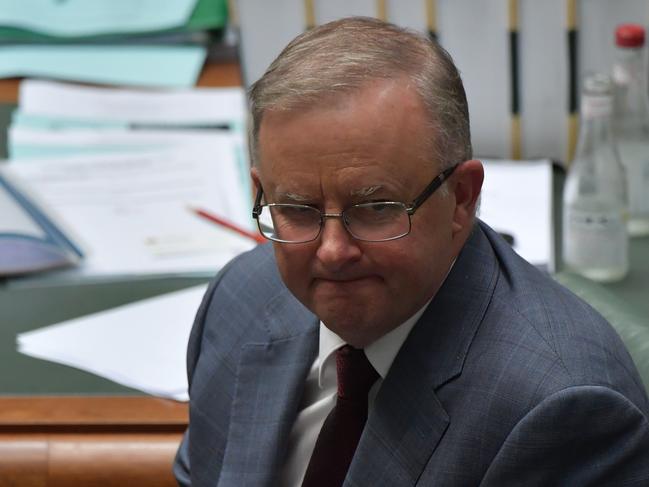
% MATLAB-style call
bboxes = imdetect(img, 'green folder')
[0,0,227,42]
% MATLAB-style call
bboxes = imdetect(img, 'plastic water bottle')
[563,74,629,282]
[612,23,649,237]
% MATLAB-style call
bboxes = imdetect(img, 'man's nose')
[315,215,362,270]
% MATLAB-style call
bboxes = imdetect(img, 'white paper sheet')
[17,284,208,401]
[9,126,234,147]
[3,136,256,277]
[19,79,247,125]
[479,159,554,270]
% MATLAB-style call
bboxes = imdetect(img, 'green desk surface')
[557,236,649,314]
[0,276,209,395]
[555,236,649,387]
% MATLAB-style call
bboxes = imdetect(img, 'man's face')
[253,79,477,347]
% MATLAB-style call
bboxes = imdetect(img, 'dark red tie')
[301,345,380,487]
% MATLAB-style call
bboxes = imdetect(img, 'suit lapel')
[346,225,499,486]
[218,289,318,487]
[346,364,450,486]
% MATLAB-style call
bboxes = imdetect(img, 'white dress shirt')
[278,301,431,486]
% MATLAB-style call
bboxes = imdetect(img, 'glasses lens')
[345,202,410,241]
[258,204,322,242]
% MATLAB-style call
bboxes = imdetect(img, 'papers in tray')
[4,80,255,281]
[17,284,208,401]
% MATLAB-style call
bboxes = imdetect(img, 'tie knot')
[335,345,379,400]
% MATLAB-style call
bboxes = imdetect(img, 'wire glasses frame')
[251,163,459,243]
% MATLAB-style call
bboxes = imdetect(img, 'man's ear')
[451,159,484,235]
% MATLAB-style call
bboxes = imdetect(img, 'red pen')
[191,207,266,244]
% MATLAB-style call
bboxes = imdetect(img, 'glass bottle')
[612,23,649,236]
[563,74,629,282]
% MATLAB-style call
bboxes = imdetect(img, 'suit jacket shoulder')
[479,220,647,406]
[175,243,319,487]
[378,221,649,486]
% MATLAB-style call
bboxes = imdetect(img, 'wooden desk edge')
[0,396,188,429]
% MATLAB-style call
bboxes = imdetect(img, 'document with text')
[2,135,256,279]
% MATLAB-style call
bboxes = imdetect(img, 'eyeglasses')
[252,164,459,243]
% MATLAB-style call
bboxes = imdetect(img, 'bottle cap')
[615,24,645,47]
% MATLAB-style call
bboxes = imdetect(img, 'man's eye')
[350,203,402,222]
[278,206,318,220]
[369,203,392,212]
[290,206,314,213]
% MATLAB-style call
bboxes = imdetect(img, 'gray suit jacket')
[174,221,649,486]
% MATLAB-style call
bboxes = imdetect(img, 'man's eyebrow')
[275,186,385,202]
[276,191,313,203]
[350,185,383,198]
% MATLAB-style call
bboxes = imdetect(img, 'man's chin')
[321,319,378,347]
[314,301,389,345]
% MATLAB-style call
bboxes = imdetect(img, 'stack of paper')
[2,80,256,280]
[17,284,208,401]
[0,0,229,87]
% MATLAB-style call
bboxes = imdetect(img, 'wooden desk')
[0,398,187,487]
[0,61,241,486]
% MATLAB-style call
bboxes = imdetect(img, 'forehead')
[256,79,437,192]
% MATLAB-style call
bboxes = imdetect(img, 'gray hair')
[248,16,472,170]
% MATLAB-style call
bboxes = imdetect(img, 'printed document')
[2,135,255,278]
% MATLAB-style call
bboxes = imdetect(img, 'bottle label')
[563,207,628,273]
[582,95,613,119]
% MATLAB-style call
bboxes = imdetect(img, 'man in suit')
[174,17,649,486]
